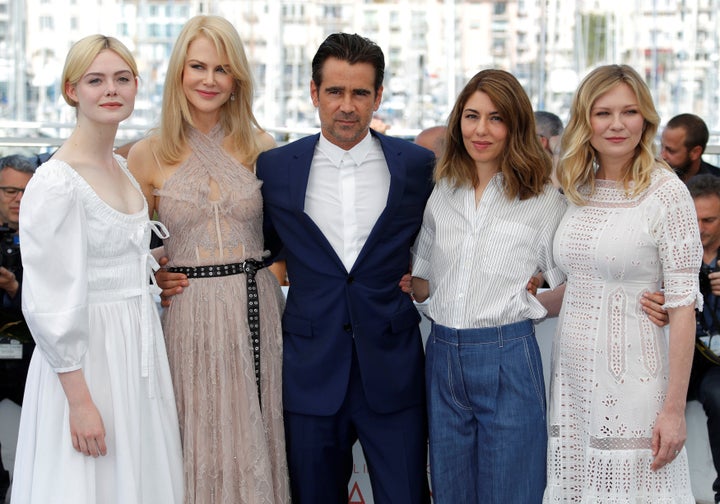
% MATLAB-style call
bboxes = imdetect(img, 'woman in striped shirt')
[410,69,566,504]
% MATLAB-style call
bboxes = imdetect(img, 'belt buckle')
[242,260,256,275]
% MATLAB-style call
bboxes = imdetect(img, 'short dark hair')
[687,173,720,200]
[311,33,385,92]
[0,155,36,175]
[666,113,709,153]
[534,110,564,138]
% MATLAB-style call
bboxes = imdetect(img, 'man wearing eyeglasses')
[0,155,35,232]
[0,155,35,306]
[0,154,36,393]
[0,154,36,499]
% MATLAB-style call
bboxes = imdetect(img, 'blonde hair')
[559,64,666,205]
[155,15,263,166]
[435,69,549,200]
[61,35,138,107]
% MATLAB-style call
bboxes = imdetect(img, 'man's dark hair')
[0,155,36,175]
[666,113,710,154]
[311,33,385,92]
[687,173,720,199]
[534,111,564,138]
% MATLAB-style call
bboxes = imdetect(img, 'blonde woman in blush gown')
[128,15,288,504]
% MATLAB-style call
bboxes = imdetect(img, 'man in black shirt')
[686,174,720,504]
[661,113,720,182]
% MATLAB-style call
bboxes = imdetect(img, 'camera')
[700,263,719,295]
[0,224,20,273]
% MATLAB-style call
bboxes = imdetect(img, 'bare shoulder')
[127,136,160,183]
[256,130,277,153]
[127,135,156,160]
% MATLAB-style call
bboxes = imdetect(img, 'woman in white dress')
[544,64,701,503]
[11,35,183,503]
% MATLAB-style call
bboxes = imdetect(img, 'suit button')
[343,323,352,333]
[347,275,354,284]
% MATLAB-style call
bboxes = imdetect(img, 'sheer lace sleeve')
[651,172,703,310]
[19,161,90,372]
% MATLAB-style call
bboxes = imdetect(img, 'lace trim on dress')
[607,287,628,382]
[588,436,652,450]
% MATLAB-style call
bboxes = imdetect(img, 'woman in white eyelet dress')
[11,36,183,504]
[543,65,701,503]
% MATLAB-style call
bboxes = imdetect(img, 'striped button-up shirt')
[412,174,566,329]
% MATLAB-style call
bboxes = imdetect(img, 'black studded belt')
[166,260,266,278]
[166,259,266,408]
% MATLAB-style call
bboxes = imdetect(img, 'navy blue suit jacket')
[256,131,434,416]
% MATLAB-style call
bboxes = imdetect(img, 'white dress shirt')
[412,174,567,329]
[305,132,390,271]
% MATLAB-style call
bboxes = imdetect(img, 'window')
[39,16,54,30]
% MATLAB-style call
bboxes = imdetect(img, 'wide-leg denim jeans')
[426,320,547,504]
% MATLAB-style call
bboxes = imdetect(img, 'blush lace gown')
[544,167,701,503]
[155,125,289,504]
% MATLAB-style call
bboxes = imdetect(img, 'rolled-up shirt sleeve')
[410,188,437,282]
[19,164,89,372]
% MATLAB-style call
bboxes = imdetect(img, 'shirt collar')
[317,130,375,168]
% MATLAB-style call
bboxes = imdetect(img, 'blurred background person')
[0,154,36,405]
[545,64,700,503]
[414,125,446,158]
[0,153,35,504]
[534,111,564,188]
[685,174,720,504]
[661,113,720,182]
[0,156,35,233]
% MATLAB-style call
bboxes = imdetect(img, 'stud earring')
[230,93,236,102]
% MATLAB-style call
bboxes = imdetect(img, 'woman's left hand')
[650,407,687,471]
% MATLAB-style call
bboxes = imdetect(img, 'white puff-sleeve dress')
[11,158,183,504]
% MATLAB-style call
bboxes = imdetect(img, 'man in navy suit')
[256,33,434,504]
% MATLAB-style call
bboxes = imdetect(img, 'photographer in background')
[0,155,36,405]
[0,155,35,310]
[687,174,720,504]
[0,154,35,501]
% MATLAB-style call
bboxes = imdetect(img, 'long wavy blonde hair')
[559,64,666,205]
[435,69,550,200]
[154,15,263,166]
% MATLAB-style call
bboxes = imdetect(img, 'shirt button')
[343,323,352,333]
[347,276,354,284]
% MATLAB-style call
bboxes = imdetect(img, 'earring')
[230,92,236,102]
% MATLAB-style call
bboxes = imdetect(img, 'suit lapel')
[350,133,407,272]
[289,134,348,272]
